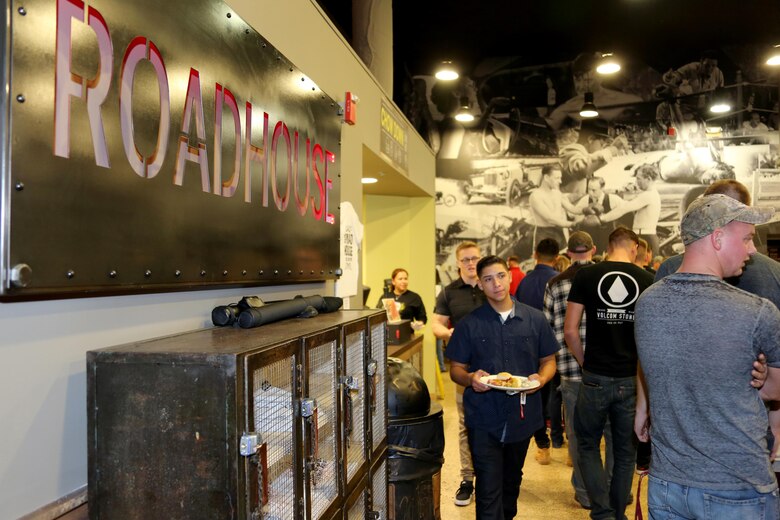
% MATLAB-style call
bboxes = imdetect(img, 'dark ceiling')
[316,0,780,109]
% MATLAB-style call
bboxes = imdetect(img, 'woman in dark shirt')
[376,268,427,324]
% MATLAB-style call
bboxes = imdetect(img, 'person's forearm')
[564,333,584,366]
[450,364,473,387]
[537,358,556,386]
[431,321,451,339]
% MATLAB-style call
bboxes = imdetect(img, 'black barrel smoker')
[386,357,445,520]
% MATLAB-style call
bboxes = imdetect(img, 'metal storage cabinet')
[87,309,386,520]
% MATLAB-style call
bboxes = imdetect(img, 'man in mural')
[597,163,662,256]
[563,227,654,520]
[575,176,626,254]
[529,164,583,247]
[432,241,486,506]
[635,194,780,520]
[547,52,643,132]
[447,255,558,520]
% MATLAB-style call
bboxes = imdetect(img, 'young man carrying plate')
[447,255,558,520]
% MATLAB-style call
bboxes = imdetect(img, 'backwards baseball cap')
[567,231,594,253]
[680,194,774,245]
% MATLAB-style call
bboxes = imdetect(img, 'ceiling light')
[454,96,474,122]
[579,92,598,118]
[767,45,780,66]
[596,53,621,74]
[434,61,459,81]
[361,177,378,184]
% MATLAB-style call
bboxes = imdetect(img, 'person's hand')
[752,353,768,389]
[471,369,491,393]
[522,373,544,395]
[635,407,650,442]
[410,320,424,331]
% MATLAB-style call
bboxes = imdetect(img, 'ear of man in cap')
[680,194,774,245]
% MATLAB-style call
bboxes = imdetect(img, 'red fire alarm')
[345,91,357,125]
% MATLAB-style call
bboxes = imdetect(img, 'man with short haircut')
[432,241,486,506]
[564,227,654,519]
[635,194,780,519]
[517,237,563,462]
[447,255,558,519]
[543,231,604,510]
[576,175,626,254]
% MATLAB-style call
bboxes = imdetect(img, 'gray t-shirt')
[636,273,780,492]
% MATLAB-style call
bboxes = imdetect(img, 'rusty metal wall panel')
[3,0,341,299]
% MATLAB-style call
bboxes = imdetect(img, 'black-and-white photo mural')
[401,49,780,284]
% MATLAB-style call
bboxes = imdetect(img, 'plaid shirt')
[543,260,593,381]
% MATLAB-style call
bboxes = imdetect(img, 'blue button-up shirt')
[446,301,559,442]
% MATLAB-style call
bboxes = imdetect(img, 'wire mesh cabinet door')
[367,313,388,457]
[302,328,341,520]
[244,340,302,520]
[344,476,368,520]
[341,319,368,495]
[369,455,388,520]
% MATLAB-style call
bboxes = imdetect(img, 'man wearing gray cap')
[635,194,780,520]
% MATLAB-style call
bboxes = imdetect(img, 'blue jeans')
[647,474,780,520]
[561,378,615,508]
[468,427,531,520]
[574,370,637,520]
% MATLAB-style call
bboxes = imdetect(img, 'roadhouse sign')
[1,0,342,299]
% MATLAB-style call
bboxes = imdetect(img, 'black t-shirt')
[567,261,654,377]
[376,289,427,322]
[433,278,486,327]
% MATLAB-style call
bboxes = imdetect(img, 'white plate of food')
[479,372,540,392]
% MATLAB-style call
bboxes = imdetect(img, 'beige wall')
[363,195,437,388]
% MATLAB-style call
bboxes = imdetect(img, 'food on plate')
[487,373,536,388]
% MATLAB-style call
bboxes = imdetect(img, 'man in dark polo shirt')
[447,255,558,519]
[433,240,486,506]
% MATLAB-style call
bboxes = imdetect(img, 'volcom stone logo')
[596,271,641,309]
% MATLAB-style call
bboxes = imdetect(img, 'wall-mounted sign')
[379,103,408,172]
[0,0,342,299]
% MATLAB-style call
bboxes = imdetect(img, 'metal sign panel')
[0,0,342,299]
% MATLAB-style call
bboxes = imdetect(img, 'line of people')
[437,178,780,520]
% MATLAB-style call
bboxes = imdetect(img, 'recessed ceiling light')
[361,177,378,184]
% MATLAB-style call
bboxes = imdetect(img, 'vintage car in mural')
[465,163,539,205]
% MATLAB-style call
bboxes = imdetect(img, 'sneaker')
[454,480,474,506]
[535,447,551,465]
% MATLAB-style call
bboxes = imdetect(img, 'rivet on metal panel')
[66,270,75,279]
[245,29,250,34]
[287,270,292,275]
[259,270,264,275]
[276,56,281,61]
[310,270,315,275]
[14,182,23,191]
[222,270,228,276]
[9,263,32,288]
[174,270,182,277]
[335,268,343,276]
[108,270,117,278]
[200,270,206,277]
[16,94,24,103]
[273,269,279,275]
[262,43,266,48]
[289,67,293,72]
[144,270,152,278]
[241,270,247,276]
[17,7,26,15]
[226,12,232,18]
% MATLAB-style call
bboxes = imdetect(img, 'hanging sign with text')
[0,0,342,299]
